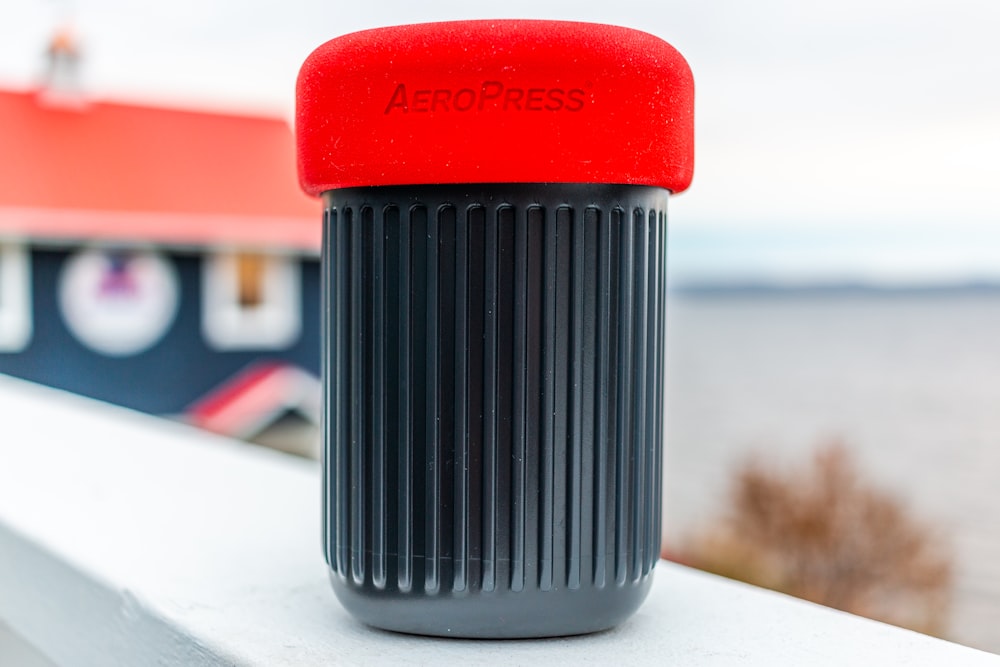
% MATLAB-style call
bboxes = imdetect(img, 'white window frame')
[202,251,301,351]
[0,242,32,352]
[58,246,180,357]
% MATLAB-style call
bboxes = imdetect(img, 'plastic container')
[296,19,694,638]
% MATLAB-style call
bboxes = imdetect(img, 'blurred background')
[2,0,999,653]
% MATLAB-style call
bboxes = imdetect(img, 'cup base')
[328,566,654,638]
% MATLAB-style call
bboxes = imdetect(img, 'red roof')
[0,89,321,251]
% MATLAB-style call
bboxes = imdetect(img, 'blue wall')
[0,248,321,414]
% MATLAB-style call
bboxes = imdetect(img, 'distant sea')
[662,286,1000,653]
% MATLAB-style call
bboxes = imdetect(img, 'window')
[59,247,180,356]
[202,251,301,350]
[0,242,31,352]
[236,253,266,308]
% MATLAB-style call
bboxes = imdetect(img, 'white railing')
[0,375,997,666]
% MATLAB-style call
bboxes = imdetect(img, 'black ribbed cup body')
[321,183,667,637]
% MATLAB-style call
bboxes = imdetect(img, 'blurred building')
[0,31,322,455]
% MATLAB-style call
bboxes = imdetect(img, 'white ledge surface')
[0,374,997,666]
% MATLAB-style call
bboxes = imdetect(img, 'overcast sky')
[3,1,1000,283]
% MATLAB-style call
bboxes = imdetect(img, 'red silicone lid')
[296,20,693,195]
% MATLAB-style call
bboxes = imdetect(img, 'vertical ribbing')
[322,185,667,606]
[579,207,598,589]
[523,208,544,593]
[592,206,610,589]
[466,206,486,591]
[643,211,660,575]
[511,204,529,593]
[334,207,351,579]
[350,207,365,586]
[539,205,556,592]
[630,209,648,583]
[404,205,425,593]
[614,207,633,587]
[552,207,571,590]
[382,204,405,591]
[568,206,585,591]
[652,210,667,567]
[425,208,441,595]
[453,206,470,593]
[367,205,388,590]
[321,209,333,570]
[482,206,500,593]
[437,205,457,594]
[496,210,516,585]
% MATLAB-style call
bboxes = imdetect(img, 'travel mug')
[296,19,694,637]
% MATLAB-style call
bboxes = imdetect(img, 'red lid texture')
[296,20,694,195]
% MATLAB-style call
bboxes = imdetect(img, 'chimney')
[38,26,86,108]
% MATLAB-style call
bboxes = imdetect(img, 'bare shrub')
[672,442,953,636]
